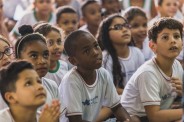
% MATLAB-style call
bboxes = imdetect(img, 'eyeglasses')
[109,23,131,31]
[0,47,14,60]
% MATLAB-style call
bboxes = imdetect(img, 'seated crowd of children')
[0,0,184,122]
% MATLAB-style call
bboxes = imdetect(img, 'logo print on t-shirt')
[82,96,98,106]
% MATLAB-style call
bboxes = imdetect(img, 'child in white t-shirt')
[59,30,132,122]
[96,14,145,94]
[34,22,69,86]
[123,6,154,61]
[0,60,59,122]
[0,35,14,110]
[121,17,183,122]
[14,25,66,120]
[10,0,56,42]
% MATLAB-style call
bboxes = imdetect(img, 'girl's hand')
[39,99,60,122]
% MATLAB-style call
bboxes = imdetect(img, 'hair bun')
[18,25,34,36]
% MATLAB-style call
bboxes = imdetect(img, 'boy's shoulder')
[0,108,13,122]
[42,77,58,90]
[135,58,182,77]
[58,60,68,70]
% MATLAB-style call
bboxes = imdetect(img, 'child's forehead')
[16,69,39,83]
[60,13,78,19]
[76,35,96,46]
[23,40,47,49]
[85,2,101,10]
[158,28,180,34]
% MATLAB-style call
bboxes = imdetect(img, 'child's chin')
[37,101,46,107]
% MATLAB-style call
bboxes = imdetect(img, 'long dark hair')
[96,14,127,88]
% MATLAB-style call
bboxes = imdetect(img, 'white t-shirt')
[0,78,66,117]
[44,60,69,86]
[11,10,56,36]
[121,58,183,117]
[0,94,7,110]
[0,108,39,122]
[0,77,65,111]
[102,46,145,86]
[78,25,90,33]
[40,77,66,115]
[59,67,120,122]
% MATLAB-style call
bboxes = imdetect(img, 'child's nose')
[37,57,46,64]
[36,83,45,91]
[171,38,177,44]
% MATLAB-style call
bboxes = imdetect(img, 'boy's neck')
[113,43,129,58]
[76,67,96,85]
[9,106,37,122]
[87,24,98,37]
[34,10,51,22]
[155,56,174,77]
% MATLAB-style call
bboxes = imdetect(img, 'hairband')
[16,33,46,58]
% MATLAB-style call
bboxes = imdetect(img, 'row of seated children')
[0,16,183,122]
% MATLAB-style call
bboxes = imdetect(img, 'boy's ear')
[68,57,78,66]
[149,40,157,53]
[5,92,18,104]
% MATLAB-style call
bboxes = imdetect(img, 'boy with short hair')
[10,0,56,41]
[0,60,60,122]
[121,17,183,122]
[148,0,183,27]
[56,6,79,39]
[79,0,101,37]
[59,30,132,122]
[101,0,121,17]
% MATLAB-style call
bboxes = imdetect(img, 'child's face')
[83,3,101,27]
[158,0,178,17]
[0,40,13,67]
[109,17,131,45]
[10,69,46,108]
[20,41,50,78]
[34,0,53,16]
[102,0,120,14]
[45,30,64,61]
[58,13,78,36]
[151,28,182,59]
[71,34,102,70]
[129,15,147,43]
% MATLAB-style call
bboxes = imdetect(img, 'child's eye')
[47,40,53,46]
[43,52,49,58]
[30,54,37,59]
[95,44,100,49]
[174,35,181,39]
[25,81,32,87]
[63,21,69,25]
[143,23,147,28]
[162,35,169,40]
[72,20,77,25]
[131,23,139,28]
[84,49,90,54]
[57,39,62,45]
